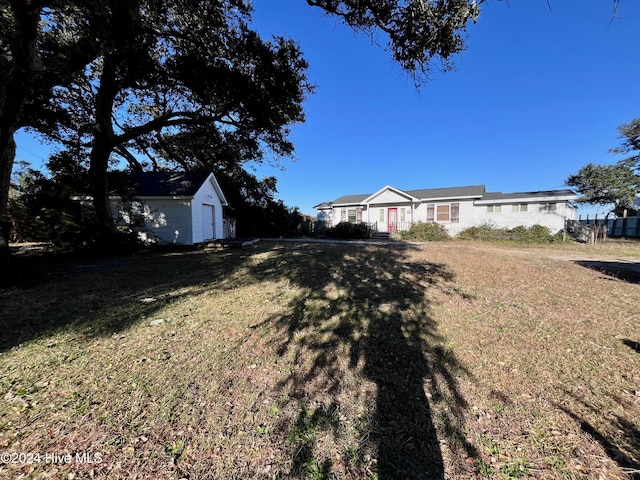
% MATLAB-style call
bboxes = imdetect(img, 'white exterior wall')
[371,190,411,204]
[331,198,478,234]
[191,178,226,243]
[412,199,477,235]
[474,202,576,233]
[365,203,414,231]
[111,198,193,245]
[142,199,193,245]
[317,208,333,224]
[320,185,578,237]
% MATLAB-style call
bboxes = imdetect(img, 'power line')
[16,145,48,162]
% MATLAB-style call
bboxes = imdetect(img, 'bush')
[327,222,371,239]
[456,223,501,241]
[400,222,450,241]
[457,223,560,244]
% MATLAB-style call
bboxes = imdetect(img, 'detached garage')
[114,172,232,245]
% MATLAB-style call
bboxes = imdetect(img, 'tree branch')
[115,111,220,144]
[115,144,142,172]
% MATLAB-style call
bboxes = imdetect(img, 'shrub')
[327,222,370,239]
[400,222,450,241]
[457,224,561,244]
[457,223,502,241]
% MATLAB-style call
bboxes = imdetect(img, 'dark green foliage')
[327,222,370,239]
[9,168,83,245]
[400,221,451,241]
[457,224,561,244]
[306,0,480,83]
[566,160,640,215]
[457,224,501,241]
[236,201,310,238]
[9,165,144,252]
[567,118,640,216]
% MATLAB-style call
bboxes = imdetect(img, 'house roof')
[479,189,577,202]
[406,185,486,200]
[313,201,333,209]
[332,193,371,206]
[363,185,421,203]
[330,184,486,206]
[318,185,577,210]
[132,172,210,197]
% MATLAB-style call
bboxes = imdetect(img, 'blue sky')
[15,1,640,218]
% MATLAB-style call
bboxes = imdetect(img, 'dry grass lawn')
[0,240,639,479]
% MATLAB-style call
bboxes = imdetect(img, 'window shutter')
[356,209,362,222]
[341,209,346,222]
[427,204,434,222]
[451,203,459,223]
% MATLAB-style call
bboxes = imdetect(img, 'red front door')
[388,208,398,232]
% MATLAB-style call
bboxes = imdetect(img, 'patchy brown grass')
[0,240,639,479]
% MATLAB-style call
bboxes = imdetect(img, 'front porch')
[364,221,413,236]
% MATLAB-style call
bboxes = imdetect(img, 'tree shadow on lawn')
[573,260,640,284]
[556,391,640,479]
[247,242,476,479]
[0,247,258,352]
[0,241,476,478]
[622,339,640,354]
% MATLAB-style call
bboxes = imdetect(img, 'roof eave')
[363,185,420,203]
[476,195,578,205]
[420,195,483,202]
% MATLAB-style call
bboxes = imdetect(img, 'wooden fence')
[578,216,640,239]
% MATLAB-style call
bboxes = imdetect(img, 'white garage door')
[202,205,215,240]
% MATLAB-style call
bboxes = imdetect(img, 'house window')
[512,204,528,212]
[343,208,363,223]
[487,205,501,213]
[426,204,435,222]
[540,202,556,212]
[379,209,385,222]
[436,205,450,222]
[451,203,459,223]
[400,208,406,222]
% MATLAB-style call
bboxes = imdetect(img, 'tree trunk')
[0,132,17,268]
[88,57,120,249]
[0,3,41,267]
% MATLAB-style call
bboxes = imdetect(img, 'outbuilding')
[113,171,233,245]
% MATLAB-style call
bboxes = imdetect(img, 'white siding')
[191,177,226,242]
[413,199,476,235]
[317,208,332,224]
[318,187,577,237]
[202,205,215,240]
[142,199,193,245]
[368,190,412,204]
[474,202,575,233]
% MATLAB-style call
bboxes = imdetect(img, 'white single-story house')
[315,184,578,235]
[77,172,233,245]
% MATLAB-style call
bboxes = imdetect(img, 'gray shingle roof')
[332,194,371,205]
[313,201,333,209]
[133,172,208,197]
[481,189,576,201]
[331,185,486,205]
[320,185,575,209]
[406,185,486,199]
